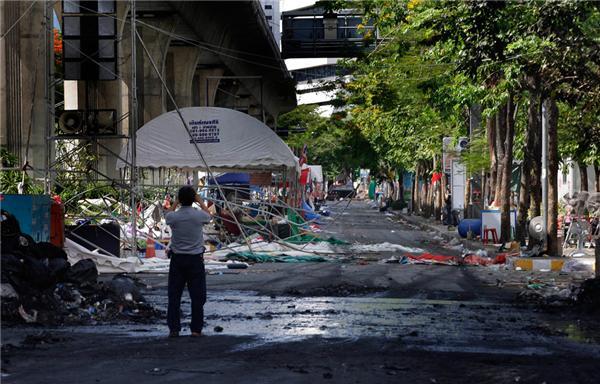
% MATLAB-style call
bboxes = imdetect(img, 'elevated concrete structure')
[1,0,296,182]
[0,1,48,171]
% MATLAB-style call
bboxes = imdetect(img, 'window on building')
[266,15,272,20]
[265,4,272,9]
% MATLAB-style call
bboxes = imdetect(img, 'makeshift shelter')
[117,107,298,173]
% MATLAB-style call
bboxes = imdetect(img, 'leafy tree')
[277,105,377,181]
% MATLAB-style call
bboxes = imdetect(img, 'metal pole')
[541,101,548,249]
[260,77,265,123]
[130,0,138,256]
[205,78,209,106]
[44,1,52,194]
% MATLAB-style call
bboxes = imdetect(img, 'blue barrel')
[458,218,482,238]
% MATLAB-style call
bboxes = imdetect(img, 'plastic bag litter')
[448,238,461,246]
[561,258,595,273]
[0,283,18,299]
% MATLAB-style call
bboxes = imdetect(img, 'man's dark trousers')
[167,253,206,333]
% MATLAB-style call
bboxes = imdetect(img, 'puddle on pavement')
[6,290,599,357]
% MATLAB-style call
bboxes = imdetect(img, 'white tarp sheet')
[117,107,298,172]
[306,164,323,183]
[65,239,231,273]
[206,241,425,259]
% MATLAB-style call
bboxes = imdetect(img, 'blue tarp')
[208,173,250,185]
[302,200,320,221]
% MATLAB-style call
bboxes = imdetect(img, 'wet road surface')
[2,201,599,383]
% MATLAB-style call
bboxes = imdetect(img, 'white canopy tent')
[117,107,298,172]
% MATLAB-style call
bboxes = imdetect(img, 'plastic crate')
[0,194,51,242]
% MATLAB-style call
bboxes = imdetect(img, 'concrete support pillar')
[195,68,225,107]
[0,1,47,171]
[166,46,201,109]
[138,21,172,124]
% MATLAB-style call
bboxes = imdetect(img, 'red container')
[50,201,65,248]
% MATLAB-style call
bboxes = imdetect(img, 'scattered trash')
[227,262,249,269]
[1,227,162,325]
[561,258,595,273]
[0,283,18,299]
[226,252,328,263]
[105,274,145,302]
[403,253,459,266]
[520,244,543,258]
[17,305,38,323]
[350,242,424,254]
[515,276,583,307]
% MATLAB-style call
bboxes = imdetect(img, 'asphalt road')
[2,200,599,383]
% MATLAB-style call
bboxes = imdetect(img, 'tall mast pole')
[130,0,138,256]
[44,1,53,194]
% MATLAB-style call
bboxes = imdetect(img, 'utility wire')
[136,28,258,254]
[0,1,36,40]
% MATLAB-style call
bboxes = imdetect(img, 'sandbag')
[48,258,71,281]
[1,209,22,254]
[106,274,144,302]
[22,255,54,289]
[66,259,98,285]
[1,253,25,285]
[36,242,68,260]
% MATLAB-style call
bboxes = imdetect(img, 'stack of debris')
[515,276,600,311]
[1,210,161,325]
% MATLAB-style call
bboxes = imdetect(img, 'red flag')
[298,144,308,166]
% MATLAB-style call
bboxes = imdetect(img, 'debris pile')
[515,278,575,306]
[382,252,507,267]
[1,210,161,325]
[514,276,600,309]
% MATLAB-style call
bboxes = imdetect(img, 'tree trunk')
[413,165,420,214]
[464,177,471,218]
[545,97,560,256]
[516,92,538,244]
[579,163,589,192]
[433,155,442,220]
[424,181,431,216]
[530,100,542,218]
[500,98,515,243]
[596,164,600,192]
[487,117,497,204]
[398,171,405,205]
[422,167,430,217]
[441,171,448,221]
[481,171,487,207]
[436,178,443,220]
[494,110,506,207]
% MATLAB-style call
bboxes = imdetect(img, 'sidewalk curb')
[392,211,495,253]
[390,211,596,274]
[512,257,565,272]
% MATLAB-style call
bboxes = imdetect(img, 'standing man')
[165,186,212,337]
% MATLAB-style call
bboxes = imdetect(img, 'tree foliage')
[277,105,377,180]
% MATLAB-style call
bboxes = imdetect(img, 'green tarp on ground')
[284,209,348,245]
[284,234,348,245]
[225,252,328,263]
